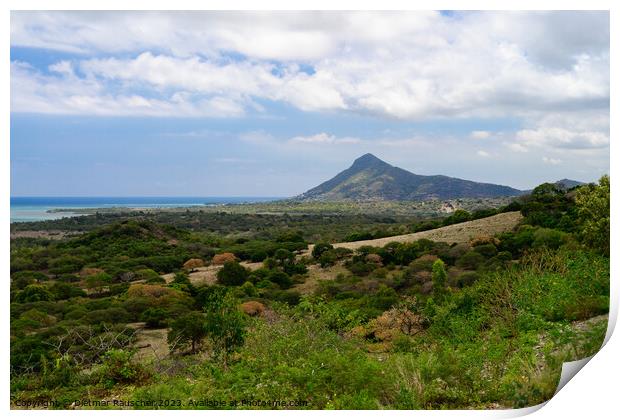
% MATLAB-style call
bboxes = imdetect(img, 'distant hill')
[297,153,523,201]
[554,179,586,190]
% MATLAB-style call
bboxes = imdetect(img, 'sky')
[10,11,610,196]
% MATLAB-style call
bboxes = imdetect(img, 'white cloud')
[516,126,609,150]
[507,143,529,153]
[289,133,360,145]
[10,11,609,123]
[477,150,490,157]
[10,60,246,117]
[470,131,491,139]
[542,157,562,165]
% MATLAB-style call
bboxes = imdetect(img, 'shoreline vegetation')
[39,197,516,217]
[10,178,610,409]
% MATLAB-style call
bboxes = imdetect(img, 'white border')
[2,2,616,419]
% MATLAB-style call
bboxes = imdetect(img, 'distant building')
[439,202,456,213]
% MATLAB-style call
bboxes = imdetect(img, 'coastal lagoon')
[10,197,281,222]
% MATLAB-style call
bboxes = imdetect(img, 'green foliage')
[9,183,610,408]
[11,271,48,289]
[266,270,293,289]
[455,271,479,288]
[239,281,257,297]
[168,311,207,353]
[16,284,53,303]
[203,290,247,363]
[85,272,112,292]
[48,255,86,275]
[312,242,334,259]
[43,355,80,389]
[456,251,485,270]
[347,260,375,277]
[532,228,570,250]
[49,282,86,300]
[575,175,610,255]
[135,268,164,283]
[318,249,338,267]
[296,297,366,332]
[85,307,131,325]
[141,308,168,328]
[262,289,302,306]
[431,259,448,298]
[169,271,194,293]
[473,243,497,257]
[520,183,576,231]
[442,209,471,225]
[98,349,148,387]
[216,261,249,286]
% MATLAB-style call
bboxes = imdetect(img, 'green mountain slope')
[298,153,522,201]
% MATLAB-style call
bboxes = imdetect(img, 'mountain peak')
[351,153,389,169]
[555,179,586,190]
[297,154,523,201]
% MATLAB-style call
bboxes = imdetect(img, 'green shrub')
[135,268,164,283]
[240,281,258,297]
[318,250,338,267]
[532,228,570,250]
[216,261,249,286]
[16,285,53,303]
[263,289,301,306]
[408,254,438,273]
[350,261,374,277]
[49,282,86,300]
[85,307,131,324]
[98,349,148,387]
[141,308,168,328]
[168,311,207,353]
[575,175,609,255]
[312,242,334,259]
[432,259,448,298]
[266,270,292,289]
[40,355,79,389]
[473,243,497,257]
[455,271,479,288]
[203,290,247,364]
[456,251,485,270]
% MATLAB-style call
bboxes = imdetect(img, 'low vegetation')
[10,177,609,409]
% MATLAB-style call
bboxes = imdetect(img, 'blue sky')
[10,11,610,196]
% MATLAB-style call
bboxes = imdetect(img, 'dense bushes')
[575,175,610,255]
[9,179,610,408]
[217,261,250,286]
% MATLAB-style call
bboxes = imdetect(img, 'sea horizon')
[10,196,285,223]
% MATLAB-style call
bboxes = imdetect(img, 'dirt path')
[307,211,522,253]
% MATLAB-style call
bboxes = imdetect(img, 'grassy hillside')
[298,153,522,201]
[10,177,610,409]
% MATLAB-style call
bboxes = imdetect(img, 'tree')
[167,311,207,353]
[216,261,249,286]
[141,308,168,328]
[49,282,86,300]
[575,175,610,255]
[318,250,337,267]
[85,272,112,294]
[212,252,237,265]
[312,242,334,260]
[204,289,246,366]
[274,249,294,266]
[266,270,292,289]
[183,258,204,272]
[431,259,448,299]
[16,284,53,303]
